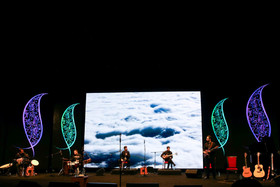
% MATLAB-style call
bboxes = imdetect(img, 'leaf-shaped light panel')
[211,98,229,155]
[22,93,47,157]
[246,84,271,142]
[57,103,79,156]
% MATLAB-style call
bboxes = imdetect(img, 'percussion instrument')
[0,163,13,169]
[31,160,39,166]
[25,165,34,176]
[69,160,79,166]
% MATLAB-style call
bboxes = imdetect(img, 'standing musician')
[203,135,219,179]
[14,148,30,176]
[120,146,130,169]
[161,146,176,169]
[71,149,83,175]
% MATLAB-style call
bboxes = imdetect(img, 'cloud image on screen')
[84,91,203,169]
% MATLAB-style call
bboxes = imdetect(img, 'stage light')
[56,103,79,156]
[211,98,229,155]
[246,84,271,142]
[22,93,48,157]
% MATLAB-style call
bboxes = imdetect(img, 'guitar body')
[253,164,265,178]
[242,166,252,178]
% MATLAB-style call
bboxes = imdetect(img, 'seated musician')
[120,146,130,170]
[14,148,30,176]
[71,149,83,174]
[161,146,175,169]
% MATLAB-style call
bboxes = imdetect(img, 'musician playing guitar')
[161,146,176,169]
[203,135,218,179]
[120,146,130,170]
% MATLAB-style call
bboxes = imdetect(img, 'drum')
[31,160,39,166]
[0,163,12,169]
[63,161,70,175]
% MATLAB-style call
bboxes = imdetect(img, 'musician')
[161,146,175,169]
[120,146,130,169]
[203,135,218,179]
[71,149,83,174]
[14,148,30,176]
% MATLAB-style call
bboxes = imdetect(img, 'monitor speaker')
[126,183,159,187]
[96,168,105,176]
[17,181,41,187]
[185,169,202,178]
[174,185,202,187]
[87,182,118,187]
[48,182,79,187]
[274,175,280,185]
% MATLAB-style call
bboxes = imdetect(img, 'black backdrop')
[1,11,279,172]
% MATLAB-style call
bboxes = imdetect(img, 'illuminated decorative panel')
[56,103,79,156]
[22,93,47,157]
[211,98,229,155]
[246,84,271,142]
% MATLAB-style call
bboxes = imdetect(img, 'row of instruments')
[242,152,276,180]
[0,158,39,176]
[60,158,91,176]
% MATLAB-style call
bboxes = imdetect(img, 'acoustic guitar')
[162,152,178,159]
[242,152,252,178]
[253,152,265,178]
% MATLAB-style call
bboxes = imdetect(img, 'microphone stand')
[119,133,122,187]
[143,140,147,177]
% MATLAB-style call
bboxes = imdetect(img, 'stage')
[0,171,277,187]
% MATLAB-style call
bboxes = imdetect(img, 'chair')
[226,156,239,180]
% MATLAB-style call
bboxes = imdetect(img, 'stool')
[163,161,169,169]
[121,161,128,169]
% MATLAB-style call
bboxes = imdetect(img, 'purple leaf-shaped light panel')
[22,93,47,157]
[246,84,271,142]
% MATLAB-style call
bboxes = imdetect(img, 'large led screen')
[84,91,203,169]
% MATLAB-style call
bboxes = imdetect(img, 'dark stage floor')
[0,171,278,187]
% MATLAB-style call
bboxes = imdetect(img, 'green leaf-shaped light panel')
[57,103,79,156]
[211,98,229,155]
